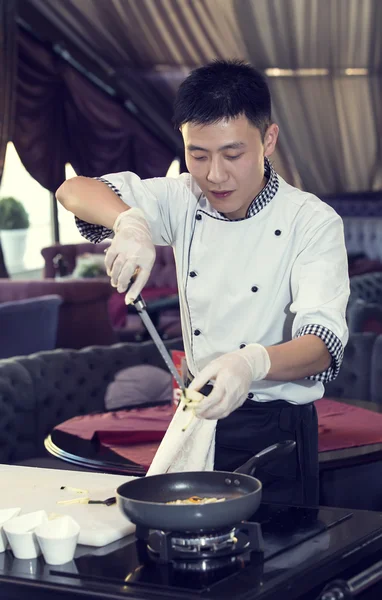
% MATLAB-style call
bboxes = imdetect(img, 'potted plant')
[72,254,107,278]
[0,196,30,272]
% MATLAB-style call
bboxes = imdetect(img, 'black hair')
[173,59,271,139]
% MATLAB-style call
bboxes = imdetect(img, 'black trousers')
[189,379,319,507]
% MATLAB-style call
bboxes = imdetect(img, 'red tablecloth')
[56,398,382,468]
[56,405,173,468]
[316,398,382,452]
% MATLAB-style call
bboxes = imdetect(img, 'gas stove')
[138,519,264,563]
[2,504,382,600]
[66,504,352,596]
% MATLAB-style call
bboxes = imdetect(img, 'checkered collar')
[215,157,279,221]
[246,157,279,218]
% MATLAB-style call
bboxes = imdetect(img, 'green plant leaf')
[0,197,30,230]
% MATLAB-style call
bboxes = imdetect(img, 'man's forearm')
[56,176,129,229]
[265,335,332,381]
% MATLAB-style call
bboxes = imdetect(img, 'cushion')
[105,365,172,410]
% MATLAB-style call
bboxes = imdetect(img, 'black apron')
[187,376,319,508]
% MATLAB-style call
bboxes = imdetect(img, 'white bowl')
[3,510,48,559]
[35,516,80,566]
[0,508,21,553]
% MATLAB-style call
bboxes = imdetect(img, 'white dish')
[3,510,48,559]
[35,515,80,565]
[0,508,21,553]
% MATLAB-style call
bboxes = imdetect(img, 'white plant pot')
[0,229,28,273]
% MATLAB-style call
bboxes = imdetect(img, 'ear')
[263,123,279,157]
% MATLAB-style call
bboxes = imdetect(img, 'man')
[57,60,349,507]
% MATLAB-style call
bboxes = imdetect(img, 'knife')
[133,294,187,397]
[126,276,186,396]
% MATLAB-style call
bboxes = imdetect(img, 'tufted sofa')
[346,273,382,335]
[349,272,382,305]
[323,191,382,261]
[324,332,382,402]
[348,302,382,335]
[323,191,382,219]
[0,338,183,465]
[342,218,382,261]
[0,332,381,467]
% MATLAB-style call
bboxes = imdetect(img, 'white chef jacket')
[76,165,350,405]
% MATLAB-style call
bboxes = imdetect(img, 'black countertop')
[1,504,382,600]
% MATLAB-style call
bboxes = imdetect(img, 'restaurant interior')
[1,2,382,599]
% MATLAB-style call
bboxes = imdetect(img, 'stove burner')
[166,527,237,554]
[144,522,264,564]
[172,553,250,573]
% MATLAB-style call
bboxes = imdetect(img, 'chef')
[57,59,349,507]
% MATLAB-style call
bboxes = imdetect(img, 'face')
[182,115,279,220]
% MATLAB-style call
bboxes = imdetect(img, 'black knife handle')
[126,272,145,306]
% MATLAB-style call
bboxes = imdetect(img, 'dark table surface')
[45,429,146,476]
[2,504,382,600]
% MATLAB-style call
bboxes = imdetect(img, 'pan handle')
[234,440,296,476]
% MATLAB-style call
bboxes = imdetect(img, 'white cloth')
[147,403,216,475]
[98,170,350,405]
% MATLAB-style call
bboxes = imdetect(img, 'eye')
[191,155,207,161]
[225,154,243,161]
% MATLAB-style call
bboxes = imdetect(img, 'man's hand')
[104,207,156,303]
[188,344,271,420]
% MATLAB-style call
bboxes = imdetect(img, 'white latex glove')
[188,344,271,420]
[104,207,156,303]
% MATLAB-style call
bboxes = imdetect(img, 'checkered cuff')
[75,177,122,243]
[294,324,344,383]
[74,216,112,243]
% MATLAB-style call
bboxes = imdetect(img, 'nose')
[206,156,229,185]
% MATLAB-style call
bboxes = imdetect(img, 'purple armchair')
[0,295,62,358]
[41,243,181,341]
[41,243,110,278]
[0,279,116,349]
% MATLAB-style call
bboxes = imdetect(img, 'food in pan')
[181,389,204,431]
[166,496,226,505]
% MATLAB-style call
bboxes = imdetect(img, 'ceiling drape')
[14,0,382,195]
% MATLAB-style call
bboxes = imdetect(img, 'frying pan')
[116,440,296,532]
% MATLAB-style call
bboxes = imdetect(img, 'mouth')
[209,190,234,199]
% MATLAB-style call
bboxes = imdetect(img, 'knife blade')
[132,294,186,396]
